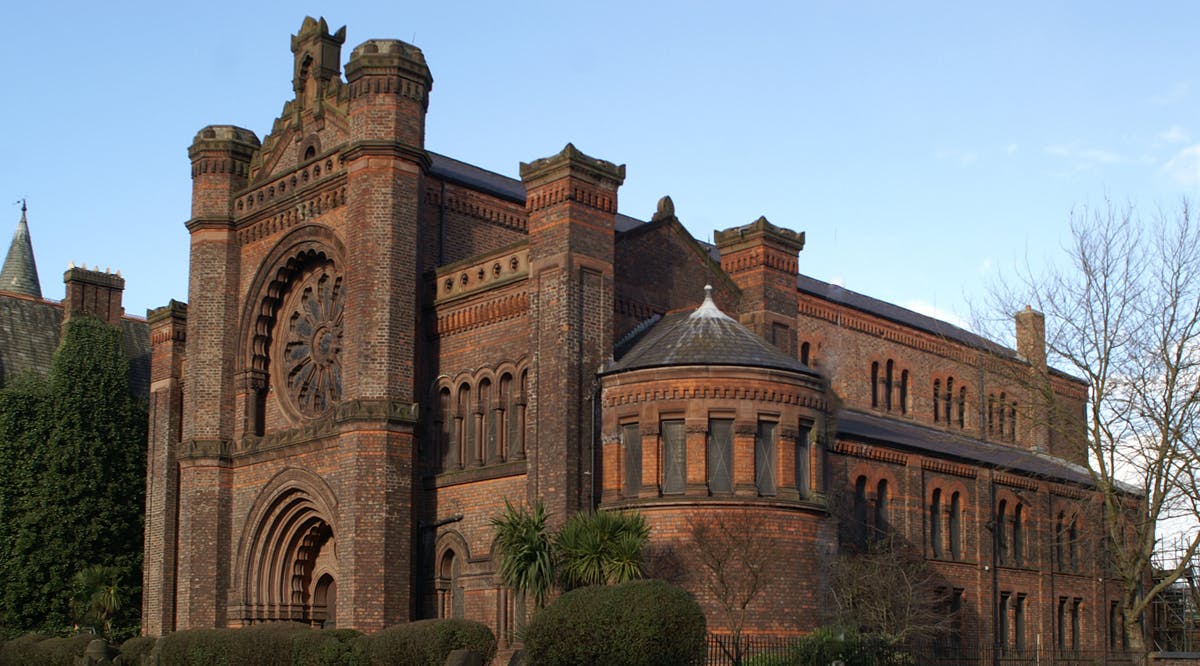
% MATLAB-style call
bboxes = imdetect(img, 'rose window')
[276,265,343,418]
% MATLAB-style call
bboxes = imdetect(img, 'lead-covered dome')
[606,286,814,375]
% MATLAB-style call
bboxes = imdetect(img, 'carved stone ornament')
[275,263,343,418]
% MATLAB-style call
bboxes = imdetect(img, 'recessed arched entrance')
[235,471,339,627]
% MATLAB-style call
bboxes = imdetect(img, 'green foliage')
[490,501,651,610]
[0,316,147,638]
[0,632,92,666]
[741,628,913,666]
[523,579,706,666]
[152,621,486,666]
[554,510,649,590]
[119,635,159,665]
[491,500,554,608]
[364,619,495,666]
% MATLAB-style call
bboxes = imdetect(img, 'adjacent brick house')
[144,16,1132,654]
[0,203,150,397]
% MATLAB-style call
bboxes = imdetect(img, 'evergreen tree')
[0,316,147,638]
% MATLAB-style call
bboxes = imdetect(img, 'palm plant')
[491,499,554,608]
[70,564,124,637]
[553,510,649,590]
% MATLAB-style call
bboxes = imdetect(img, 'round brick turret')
[345,39,432,149]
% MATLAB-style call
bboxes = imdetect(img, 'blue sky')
[2,2,1198,330]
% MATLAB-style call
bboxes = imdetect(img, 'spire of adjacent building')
[0,200,43,298]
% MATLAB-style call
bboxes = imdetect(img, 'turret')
[0,201,41,298]
[714,216,806,355]
[345,38,432,153]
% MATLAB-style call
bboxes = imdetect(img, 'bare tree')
[685,510,778,665]
[827,535,954,643]
[982,200,1200,653]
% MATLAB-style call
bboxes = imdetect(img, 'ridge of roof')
[835,409,1124,491]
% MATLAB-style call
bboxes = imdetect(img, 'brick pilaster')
[521,144,624,521]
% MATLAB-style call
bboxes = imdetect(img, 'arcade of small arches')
[429,362,530,474]
[848,472,1087,574]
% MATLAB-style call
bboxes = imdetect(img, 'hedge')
[523,579,706,666]
[0,633,92,666]
[364,619,495,666]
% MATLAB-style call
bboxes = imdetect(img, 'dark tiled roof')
[796,274,1012,358]
[0,207,42,298]
[0,293,151,401]
[426,151,649,236]
[428,152,525,204]
[836,409,1096,487]
[607,290,815,375]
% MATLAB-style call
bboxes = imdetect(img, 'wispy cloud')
[1006,143,1018,156]
[976,258,994,275]
[902,300,969,329]
[935,149,979,167]
[1151,81,1190,106]
[1159,125,1190,144]
[1161,144,1200,186]
[1043,143,1121,170]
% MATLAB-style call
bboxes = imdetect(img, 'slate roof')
[424,149,1078,384]
[836,409,1099,487]
[0,293,151,401]
[607,288,815,375]
[0,205,42,298]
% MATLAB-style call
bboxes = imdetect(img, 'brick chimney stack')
[1015,305,1047,371]
[62,266,125,326]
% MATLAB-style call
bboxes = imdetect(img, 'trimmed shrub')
[523,579,706,666]
[0,633,92,666]
[290,628,365,666]
[154,628,231,666]
[365,619,495,666]
[119,635,159,665]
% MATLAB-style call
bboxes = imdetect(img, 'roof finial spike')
[704,284,713,301]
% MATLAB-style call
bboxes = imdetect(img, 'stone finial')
[652,195,676,222]
[0,200,42,298]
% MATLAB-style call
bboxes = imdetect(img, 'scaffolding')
[1150,535,1200,652]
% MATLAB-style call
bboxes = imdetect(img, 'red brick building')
[143,16,1128,654]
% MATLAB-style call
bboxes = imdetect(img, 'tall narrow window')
[988,394,995,435]
[944,377,954,425]
[515,370,528,459]
[794,424,811,497]
[958,387,967,428]
[1068,518,1079,571]
[1009,402,1018,442]
[1013,504,1024,566]
[622,423,641,498]
[853,476,869,549]
[899,370,909,415]
[885,360,894,411]
[800,341,811,365]
[998,392,1007,439]
[949,491,962,560]
[1071,598,1082,652]
[479,379,494,464]
[998,592,1011,650]
[874,479,890,538]
[933,380,942,422]
[438,387,452,471]
[1109,601,1119,650]
[661,420,686,495]
[498,373,513,462]
[950,588,964,649]
[871,362,880,408]
[755,421,777,496]
[930,489,943,558]
[1014,594,1026,653]
[1055,513,1066,570]
[1057,597,1068,652]
[707,419,733,494]
[996,500,1009,565]
[456,384,471,469]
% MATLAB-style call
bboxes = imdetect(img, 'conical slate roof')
[606,286,814,375]
[0,203,41,298]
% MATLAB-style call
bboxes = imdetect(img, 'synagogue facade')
[143,17,1128,653]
